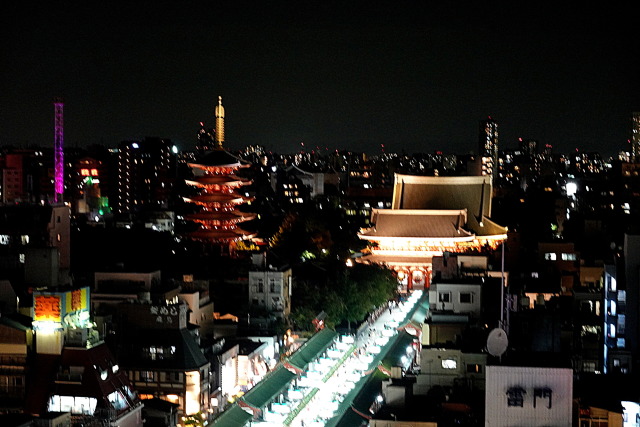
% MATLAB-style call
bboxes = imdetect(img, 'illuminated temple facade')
[183,97,256,249]
[358,174,507,291]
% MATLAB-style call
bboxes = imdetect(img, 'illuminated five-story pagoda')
[183,97,256,250]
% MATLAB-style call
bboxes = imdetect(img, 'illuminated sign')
[33,287,91,328]
[150,305,179,325]
[81,168,99,177]
[67,288,87,312]
[0,235,9,245]
[34,295,62,322]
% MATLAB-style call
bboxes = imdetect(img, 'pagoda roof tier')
[188,228,257,242]
[185,211,257,223]
[185,175,251,188]
[188,149,250,169]
[360,209,474,239]
[183,194,247,205]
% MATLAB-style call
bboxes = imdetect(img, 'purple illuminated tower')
[53,98,64,203]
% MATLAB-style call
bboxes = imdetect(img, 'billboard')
[33,287,90,328]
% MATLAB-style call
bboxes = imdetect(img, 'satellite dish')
[486,328,508,357]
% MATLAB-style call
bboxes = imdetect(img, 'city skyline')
[1,2,639,156]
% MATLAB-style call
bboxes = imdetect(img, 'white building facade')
[248,267,292,318]
[485,366,573,427]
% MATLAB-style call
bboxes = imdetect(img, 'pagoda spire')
[214,96,225,149]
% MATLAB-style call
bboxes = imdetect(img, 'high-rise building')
[196,122,216,156]
[519,138,539,157]
[115,137,176,215]
[631,112,640,160]
[0,153,24,204]
[479,116,499,180]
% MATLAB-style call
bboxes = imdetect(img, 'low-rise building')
[248,254,292,319]
[114,301,211,421]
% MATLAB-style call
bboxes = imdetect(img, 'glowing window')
[610,300,617,316]
[466,364,482,373]
[618,290,626,302]
[441,358,457,369]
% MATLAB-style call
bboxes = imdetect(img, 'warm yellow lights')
[185,371,201,415]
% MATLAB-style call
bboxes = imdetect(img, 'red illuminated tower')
[183,97,256,250]
[53,98,64,203]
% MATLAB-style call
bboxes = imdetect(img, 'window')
[610,277,617,292]
[580,301,593,314]
[466,364,482,374]
[459,292,473,304]
[506,387,526,407]
[140,371,154,382]
[441,358,457,369]
[618,314,625,334]
[257,279,264,293]
[438,292,451,303]
[561,253,577,261]
[544,253,557,261]
[610,300,617,316]
[617,338,626,348]
[618,290,626,302]
[270,280,280,293]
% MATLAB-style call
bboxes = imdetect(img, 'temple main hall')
[358,174,507,291]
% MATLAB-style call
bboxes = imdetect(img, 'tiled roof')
[356,254,433,266]
[361,209,473,239]
[392,174,492,218]
[190,149,247,168]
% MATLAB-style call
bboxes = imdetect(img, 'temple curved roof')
[188,229,256,241]
[390,174,507,237]
[185,175,250,187]
[188,149,249,169]
[360,209,474,240]
[183,194,247,205]
[392,174,492,217]
[185,211,256,222]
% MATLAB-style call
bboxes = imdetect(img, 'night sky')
[1,2,639,156]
